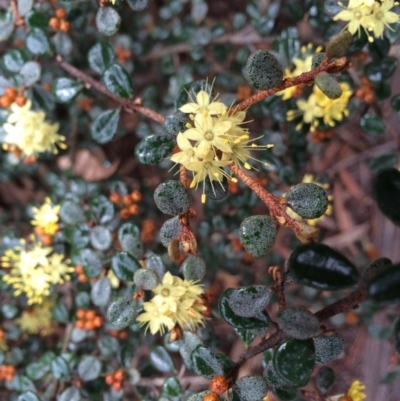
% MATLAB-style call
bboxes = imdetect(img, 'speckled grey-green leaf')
[234,376,268,401]
[277,306,320,339]
[160,216,182,247]
[154,180,191,216]
[228,286,272,317]
[133,268,159,290]
[181,255,206,281]
[107,296,140,328]
[263,361,293,389]
[239,215,276,257]
[315,72,342,99]
[316,366,335,394]
[313,332,344,364]
[162,111,189,139]
[286,183,328,219]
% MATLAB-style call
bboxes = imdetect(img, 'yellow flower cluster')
[16,299,54,336]
[31,198,60,236]
[278,44,323,101]
[136,272,206,335]
[2,239,74,305]
[287,82,353,131]
[333,0,399,43]
[173,90,273,203]
[329,379,367,401]
[2,100,67,158]
[286,174,333,226]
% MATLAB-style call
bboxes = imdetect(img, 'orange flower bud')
[122,195,132,206]
[59,20,70,33]
[130,190,142,202]
[85,310,96,320]
[75,320,85,329]
[84,321,94,331]
[105,374,114,385]
[40,234,53,246]
[210,376,229,395]
[4,87,17,99]
[55,8,67,19]
[14,95,27,107]
[112,381,122,392]
[93,316,103,328]
[109,193,121,204]
[0,96,13,108]
[128,204,139,215]
[76,309,86,319]
[203,393,220,401]
[114,369,125,382]
[120,209,131,220]
[48,17,60,30]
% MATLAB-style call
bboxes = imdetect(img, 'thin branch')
[56,57,166,124]
[235,57,351,112]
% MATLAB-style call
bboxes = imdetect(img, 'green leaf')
[26,362,49,381]
[88,41,115,75]
[111,251,140,281]
[59,200,85,225]
[219,288,271,329]
[271,27,300,66]
[146,254,165,280]
[118,222,140,241]
[360,113,385,136]
[160,216,182,247]
[179,331,203,368]
[90,109,120,144]
[78,356,102,381]
[53,77,83,103]
[369,153,398,174]
[126,0,148,11]
[96,7,121,36]
[368,263,400,304]
[150,346,176,373]
[367,36,391,60]
[288,243,359,290]
[90,195,114,224]
[134,268,159,290]
[239,215,276,257]
[52,32,73,57]
[373,169,400,225]
[17,392,41,401]
[20,61,41,86]
[52,301,69,323]
[65,226,90,249]
[25,10,48,28]
[2,49,26,73]
[162,112,189,139]
[31,84,55,111]
[98,335,119,357]
[91,277,111,307]
[263,361,293,389]
[26,28,52,56]
[80,248,103,278]
[316,366,335,394]
[391,94,400,112]
[154,180,191,216]
[90,226,112,251]
[277,306,320,340]
[313,333,344,364]
[315,71,342,99]
[135,134,174,165]
[273,338,315,387]
[162,377,182,398]
[234,328,256,347]
[120,234,143,258]
[228,286,272,318]
[0,10,14,42]
[364,57,397,83]
[234,376,268,401]
[190,345,224,379]
[102,63,133,99]
[244,50,283,90]
[107,296,140,328]
[51,356,70,380]
[272,387,298,401]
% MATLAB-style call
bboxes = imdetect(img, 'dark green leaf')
[91,277,111,307]
[219,288,271,329]
[90,195,114,224]
[368,263,400,304]
[53,78,83,103]
[88,42,115,75]
[59,387,81,401]
[288,243,359,290]
[273,338,315,387]
[52,302,69,323]
[181,255,206,281]
[111,251,140,281]
[102,63,133,99]
[0,10,14,41]
[360,113,385,136]
[373,169,400,225]
[190,345,223,379]
[26,362,49,381]
[316,366,335,394]
[150,346,176,373]
[25,10,48,28]
[90,109,120,144]
[272,387,298,401]
[20,61,41,86]
[17,392,40,401]
[90,226,112,250]
[391,94,400,111]
[26,28,52,56]
[367,36,391,60]
[364,58,397,83]
[2,49,25,73]
[126,0,148,11]
[369,153,398,174]
[96,7,121,36]
[228,286,271,318]
[59,200,85,225]
[80,248,103,278]
[154,180,191,216]
[162,377,181,397]
[271,27,300,66]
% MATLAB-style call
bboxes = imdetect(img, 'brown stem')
[56,57,165,124]
[230,163,305,237]
[235,57,351,112]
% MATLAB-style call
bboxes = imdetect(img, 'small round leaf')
[107,296,140,328]
[78,356,101,381]
[277,306,320,340]
[181,255,206,281]
[96,7,121,36]
[102,63,133,99]
[90,226,112,251]
[234,376,268,401]
[90,109,120,144]
[316,366,335,394]
[313,333,344,364]
[154,180,191,216]
[135,134,174,164]
[133,268,159,290]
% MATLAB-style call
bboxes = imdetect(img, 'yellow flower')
[333,3,373,39]
[2,240,74,305]
[286,174,333,226]
[31,198,60,235]
[136,271,206,335]
[3,100,67,158]
[287,94,325,130]
[136,302,175,335]
[183,112,232,156]
[107,269,120,288]
[170,133,199,165]
[16,298,54,336]
[346,380,367,401]
[363,0,400,39]
[180,90,227,116]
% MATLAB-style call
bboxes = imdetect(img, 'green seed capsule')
[326,30,353,60]
[315,72,342,99]
[288,243,359,290]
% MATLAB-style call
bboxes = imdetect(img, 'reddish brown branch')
[56,57,165,124]
[235,57,351,112]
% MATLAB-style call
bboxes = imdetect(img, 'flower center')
[152,310,160,317]
[188,149,195,157]
[203,162,211,170]
[204,131,214,141]
[354,11,362,19]
[161,288,170,297]
[375,11,383,20]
